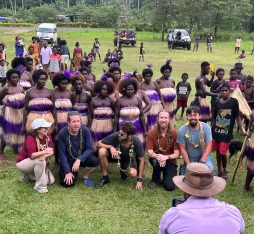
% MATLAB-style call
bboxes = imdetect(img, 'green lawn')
[0,28,254,233]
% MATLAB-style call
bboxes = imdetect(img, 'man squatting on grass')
[95,122,145,190]
[58,111,99,187]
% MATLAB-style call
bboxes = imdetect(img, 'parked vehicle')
[119,29,136,46]
[171,29,191,50]
[36,23,57,44]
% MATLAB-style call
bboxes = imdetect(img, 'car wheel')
[187,44,191,50]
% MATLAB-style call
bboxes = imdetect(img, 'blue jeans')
[180,155,215,175]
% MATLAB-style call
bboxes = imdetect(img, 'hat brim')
[173,175,226,197]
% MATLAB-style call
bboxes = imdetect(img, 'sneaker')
[148,180,157,189]
[221,170,228,180]
[34,186,48,194]
[83,178,94,187]
[95,177,110,189]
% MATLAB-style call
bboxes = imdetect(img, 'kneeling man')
[95,122,145,190]
[147,110,180,191]
[58,111,99,187]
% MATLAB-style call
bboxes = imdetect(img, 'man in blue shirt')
[15,36,24,57]
[177,106,214,174]
[58,111,99,187]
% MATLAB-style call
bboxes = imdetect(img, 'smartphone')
[172,197,186,207]
[210,64,215,73]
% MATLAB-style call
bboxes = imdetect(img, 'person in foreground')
[16,118,55,194]
[147,110,180,191]
[95,122,145,190]
[58,111,99,187]
[159,163,245,234]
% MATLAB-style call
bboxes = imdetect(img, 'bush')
[56,22,97,28]
[0,22,34,27]
[30,5,58,23]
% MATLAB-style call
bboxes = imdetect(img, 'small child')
[244,110,254,196]
[175,73,191,117]
[243,76,254,110]
[103,49,112,63]
[237,50,246,63]
[0,43,7,87]
[139,42,145,61]
[49,46,61,80]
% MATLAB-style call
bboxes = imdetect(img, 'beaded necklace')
[116,139,135,173]
[184,123,205,148]
[68,127,83,160]
[35,135,49,151]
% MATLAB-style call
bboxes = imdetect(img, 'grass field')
[0,28,254,233]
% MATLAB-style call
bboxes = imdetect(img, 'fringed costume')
[90,107,114,147]
[160,87,176,128]
[55,98,72,131]
[0,93,25,150]
[145,90,163,130]
[73,102,89,126]
[119,106,144,147]
[26,98,54,133]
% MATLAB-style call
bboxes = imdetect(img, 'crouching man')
[58,111,99,187]
[95,122,145,190]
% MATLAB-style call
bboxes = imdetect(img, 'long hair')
[155,110,171,146]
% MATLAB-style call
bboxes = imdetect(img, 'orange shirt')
[146,128,179,164]
[29,42,40,57]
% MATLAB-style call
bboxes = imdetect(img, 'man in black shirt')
[95,122,145,190]
[212,83,246,179]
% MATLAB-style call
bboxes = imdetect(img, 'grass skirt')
[0,93,25,150]
[160,88,176,128]
[91,107,114,147]
[199,97,211,122]
[26,98,54,133]
[55,98,72,132]
[246,133,254,175]
[145,90,163,130]
[19,80,32,91]
[119,106,144,147]
[73,103,89,126]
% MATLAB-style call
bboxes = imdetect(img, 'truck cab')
[36,23,57,44]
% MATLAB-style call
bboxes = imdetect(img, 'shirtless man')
[194,61,218,122]
[80,60,96,89]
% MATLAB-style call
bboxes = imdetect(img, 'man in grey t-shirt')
[177,106,214,174]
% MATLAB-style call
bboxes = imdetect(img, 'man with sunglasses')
[95,122,145,190]
[177,106,215,175]
[58,111,99,188]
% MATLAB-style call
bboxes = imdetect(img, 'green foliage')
[0,22,34,27]
[57,22,97,28]
[0,8,13,17]
[30,5,58,23]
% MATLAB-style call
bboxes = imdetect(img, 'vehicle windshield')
[38,28,53,33]
[173,30,189,36]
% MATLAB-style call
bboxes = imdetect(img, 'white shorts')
[0,65,7,77]
[61,55,69,64]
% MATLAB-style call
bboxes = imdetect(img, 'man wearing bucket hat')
[234,62,246,84]
[16,118,55,194]
[159,163,245,234]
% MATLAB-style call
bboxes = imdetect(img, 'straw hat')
[173,163,226,197]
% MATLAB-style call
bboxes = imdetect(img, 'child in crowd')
[103,49,112,63]
[49,46,61,80]
[243,76,254,110]
[175,73,191,118]
[244,110,254,196]
[60,40,70,71]
[237,50,246,63]
[225,68,243,92]
[139,42,145,61]
[0,43,7,87]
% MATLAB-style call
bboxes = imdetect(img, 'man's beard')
[189,120,197,127]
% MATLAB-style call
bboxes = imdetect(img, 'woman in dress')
[156,60,176,128]
[140,68,164,130]
[88,80,115,150]
[20,57,34,91]
[23,69,55,133]
[16,118,55,193]
[73,41,83,70]
[71,75,92,126]
[114,78,147,147]
[0,69,25,161]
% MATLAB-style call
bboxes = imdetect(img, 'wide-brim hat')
[32,118,52,130]
[234,63,244,69]
[173,163,226,197]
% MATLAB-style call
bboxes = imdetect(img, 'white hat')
[31,118,52,130]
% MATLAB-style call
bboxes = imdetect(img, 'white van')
[36,23,57,43]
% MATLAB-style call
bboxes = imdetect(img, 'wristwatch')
[137,178,143,182]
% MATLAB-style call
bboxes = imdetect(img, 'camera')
[172,197,186,207]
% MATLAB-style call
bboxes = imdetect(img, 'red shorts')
[177,97,188,108]
[212,139,230,156]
